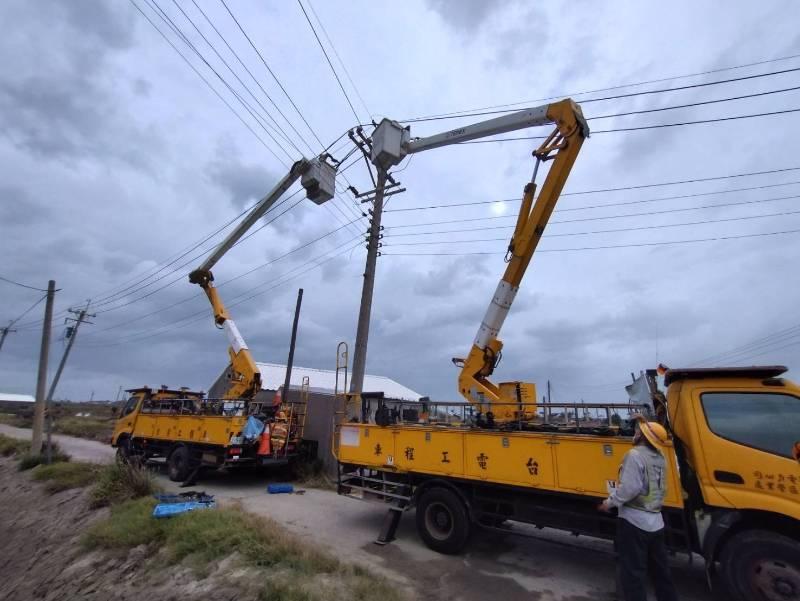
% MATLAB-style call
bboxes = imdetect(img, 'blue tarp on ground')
[152,501,216,518]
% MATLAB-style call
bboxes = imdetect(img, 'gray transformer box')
[302,159,336,204]
[371,118,410,169]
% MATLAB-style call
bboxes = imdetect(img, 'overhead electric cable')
[219,0,326,149]
[129,0,287,167]
[399,56,800,122]
[382,228,800,256]
[385,166,800,213]
[0,275,49,292]
[296,0,361,123]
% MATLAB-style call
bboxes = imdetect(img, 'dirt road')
[0,426,715,600]
[0,424,115,463]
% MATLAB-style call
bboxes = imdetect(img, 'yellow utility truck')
[335,99,800,601]
[112,156,338,480]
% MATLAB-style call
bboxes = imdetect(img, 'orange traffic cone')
[257,426,271,456]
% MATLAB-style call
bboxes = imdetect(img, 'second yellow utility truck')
[112,156,337,480]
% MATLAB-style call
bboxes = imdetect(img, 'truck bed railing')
[360,399,653,435]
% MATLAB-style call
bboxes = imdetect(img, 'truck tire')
[167,446,191,482]
[115,435,131,464]
[415,487,471,554]
[718,529,800,601]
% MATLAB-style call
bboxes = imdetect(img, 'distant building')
[0,392,35,403]
[208,362,421,402]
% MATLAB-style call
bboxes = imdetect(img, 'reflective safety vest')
[625,446,667,513]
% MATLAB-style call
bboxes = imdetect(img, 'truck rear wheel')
[415,487,470,554]
[719,529,800,601]
[167,446,191,482]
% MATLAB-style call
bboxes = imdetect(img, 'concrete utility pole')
[0,324,16,353]
[282,288,304,403]
[348,169,388,420]
[46,302,94,403]
[31,280,56,454]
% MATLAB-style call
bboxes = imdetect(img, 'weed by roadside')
[84,499,402,601]
[0,433,29,456]
[32,461,103,493]
[17,442,71,471]
[292,457,334,490]
[90,461,159,508]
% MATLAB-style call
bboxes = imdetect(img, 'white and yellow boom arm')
[189,157,336,400]
[371,99,589,415]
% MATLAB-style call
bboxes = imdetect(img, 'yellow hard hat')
[633,415,669,449]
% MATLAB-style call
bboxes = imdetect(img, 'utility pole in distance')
[46,301,95,403]
[31,280,56,454]
[282,288,303,404]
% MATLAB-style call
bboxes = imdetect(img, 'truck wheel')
[415,487,470,554]
[115,436,132,464]
[719,529,800,601]
[167,446,191,482]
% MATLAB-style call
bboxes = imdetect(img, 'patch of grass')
[0,433,29,456]
[55,417,113,441]
[32,461,103,493]
[292,458,334,490]
[84,496,165,549]
[90,461,159,508]
[84,499,402,601]
[17,442,70,471]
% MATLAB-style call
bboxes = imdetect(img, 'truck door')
[691,387,800,518]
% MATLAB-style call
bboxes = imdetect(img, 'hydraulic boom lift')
[189,157,336,400]
[369,98,589,419]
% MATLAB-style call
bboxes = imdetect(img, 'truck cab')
[111,386,205,458]
[661,366,800,600]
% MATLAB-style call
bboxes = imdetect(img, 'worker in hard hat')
[599,415,678,601]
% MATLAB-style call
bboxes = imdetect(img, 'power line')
[219,0,326,150]
[399,56,800,123]
[306,0,371,118]
[296,0,361,123]
[0,275,49,292]
[7,294,47,327]
[129,0,287,167]
[144,0,295,163]
[692,322,800,366]
[170,0,302,155]
[85,235,363,347]
[382,227,800,256]
[383,208,800,240]
[187,0,318,156]
[385,166,800,213]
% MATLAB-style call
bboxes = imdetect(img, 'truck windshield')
[701,392,800,458]
[122,395,139,416]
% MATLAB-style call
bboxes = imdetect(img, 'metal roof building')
[208,362,422,402]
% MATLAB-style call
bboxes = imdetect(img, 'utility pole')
[348,168,388,420]
[547,380,551,404]
[46,301,95,403]
[0,324,16,353]
[282,288,303,404]
[31,280,56,454]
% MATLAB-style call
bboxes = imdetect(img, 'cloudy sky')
[1,0,799,403]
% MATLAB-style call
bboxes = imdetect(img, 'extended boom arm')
[371,99,588,417]
[189,157,336,400]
